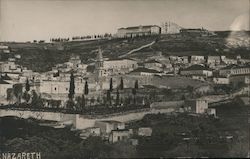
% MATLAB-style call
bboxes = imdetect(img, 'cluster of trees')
[49,33,113,43]
[66,73,145,112]
[7,79,43,108]
[33,40,45,43]
[6,73,147,112]
[50,38,70,42]
[72,33,112,41]
[130,110,247,158]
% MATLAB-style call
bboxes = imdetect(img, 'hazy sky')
[0,0,249,42]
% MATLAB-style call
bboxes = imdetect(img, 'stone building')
[116,25,161,38]
[219,64,250,77]
[180,64,213,77]
[109,129,130,143]
[184,99,208,114]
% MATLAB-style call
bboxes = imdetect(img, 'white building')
[138,127,152,136]
[161,21,182,34]
[219,64,250,77]
[190,56,205,64]
[213,77,230,85]
[79,127,101,139]
[180,64,213,77]
[205,108,216,116]
[207,56,221,66]
[129,68,162,76]
[95,120,125,135]
[185,99,208,114]
[0,80,12,98]
[109,129,130,143]
[144,59,163,72]
[116,25,161,38]
[103,59,138,76]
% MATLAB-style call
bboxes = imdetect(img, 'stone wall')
[0,107,174,129]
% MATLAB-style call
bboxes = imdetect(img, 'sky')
[0,0,249,42]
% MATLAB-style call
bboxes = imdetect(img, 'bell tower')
[95,47,104,91]
[95,47,104,77]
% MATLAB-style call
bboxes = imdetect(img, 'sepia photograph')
[0,0,249,158]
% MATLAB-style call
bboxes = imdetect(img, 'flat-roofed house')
[184,99,208,114]
[213,77,230,85]
[95,120,125,135]
[144,59,163,72]
[219,64,250,77]
[207,56,221,66]
[109,129,130,143]
[129,68,162,76]
[180,64,213,77]
[190,56,205,64]
[0,79,12,99]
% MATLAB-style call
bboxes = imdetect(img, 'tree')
[132,88,137,104]
[186,85,193,92]
[84,81,89,95]
[81,94,86,111]
[96,96,101,104]
[68,72,75,100]
[13,84,23,105]
[116,89,120,106]
[25,78,30,92]
[120,77,124,90]
[107,90,111,106]
[109,78,113,92]
[90,97,95,106]
[23,78,31,103]
[6,88,14,104]
[132,80,138,105]
[23,91,31,103]
[135,80,139,89]
[31,90,43,108]
[66,99,74,110]
[75,96,82,111]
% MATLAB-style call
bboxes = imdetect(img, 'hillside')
[1,31,249,72]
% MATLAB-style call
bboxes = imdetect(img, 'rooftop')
[144,59,161,64]
[130,67,160,73]
[182,64,212,71]
[111,129,129,132]
[97,120,123,124]
[0,74,12,80]
[0,79,10,84]
[221,64,250,70]
[118,25,160,30]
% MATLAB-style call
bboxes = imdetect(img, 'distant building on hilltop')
[180,28,215,37]
[116,25,161,38]
[161,21,182,34]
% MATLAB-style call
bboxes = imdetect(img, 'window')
[118,136,120,141]
[55,87,57,91]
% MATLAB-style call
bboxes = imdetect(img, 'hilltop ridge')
[0,31,249,72]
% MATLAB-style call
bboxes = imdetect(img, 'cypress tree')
[68,72,75,100]
[84,81,89,95]
[25,78,30,92]
[135,80,139,89]
[109,78,113,92]
[120,77,124,90]
[107,90,111,106]
[116,89,120,106]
